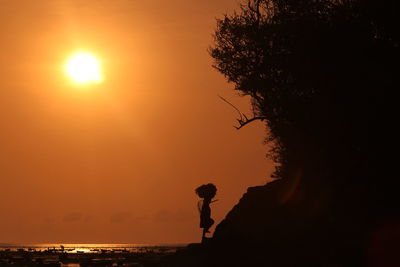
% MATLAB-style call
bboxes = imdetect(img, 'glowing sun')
[65,52,103,84]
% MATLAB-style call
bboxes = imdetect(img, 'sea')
[0,243,186,266]
[0,243,186,253]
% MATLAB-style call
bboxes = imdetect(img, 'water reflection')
[0,243,185,266]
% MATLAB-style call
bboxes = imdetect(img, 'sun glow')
[65,52,103,84]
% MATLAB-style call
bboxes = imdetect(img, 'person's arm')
[197,200,203,213]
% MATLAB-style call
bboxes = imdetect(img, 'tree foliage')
[211,0,398,181]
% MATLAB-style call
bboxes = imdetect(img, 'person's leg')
[206,219,214,233]
[201,228,207,243]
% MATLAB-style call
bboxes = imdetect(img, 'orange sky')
[0,0,273,244]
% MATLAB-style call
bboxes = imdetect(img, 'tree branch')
[234,116,267,130]
[218,95,267,130]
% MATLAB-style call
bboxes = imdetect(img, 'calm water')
[0,243,186,253]
[0,243,186,267]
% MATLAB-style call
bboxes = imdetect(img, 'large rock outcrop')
[209,174,398,266]
[160,173,398,267]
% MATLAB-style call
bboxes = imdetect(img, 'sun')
[65,52,103,84]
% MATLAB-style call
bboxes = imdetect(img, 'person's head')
[195,183,217,201]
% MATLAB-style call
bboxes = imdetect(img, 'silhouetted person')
[195,183,217,243]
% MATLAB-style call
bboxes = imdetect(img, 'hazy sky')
[0,0,273,244]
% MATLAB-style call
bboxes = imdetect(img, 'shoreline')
[0,245,186,266]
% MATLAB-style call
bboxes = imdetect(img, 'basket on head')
[195,183,217,199]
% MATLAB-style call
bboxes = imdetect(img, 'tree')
[210,0,398,184]
[207,2,398,265]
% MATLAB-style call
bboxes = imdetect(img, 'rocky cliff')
[160,174,398,267]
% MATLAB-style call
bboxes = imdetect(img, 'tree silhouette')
[208,1,398,265]
[211,0,398,186]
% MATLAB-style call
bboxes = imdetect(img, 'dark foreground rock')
[155,177,399,267]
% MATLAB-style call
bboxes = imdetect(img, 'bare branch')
[218,95,267,130]
[218,95,244,122]
[234,116,267,130]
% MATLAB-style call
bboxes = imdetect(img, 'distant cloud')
[153,209,192,223]
[110,212,148,224]
[83,214,94,223]
[110,212,132,223]
[43,217,56,224]
[153,210,173,223]
[63,212,83,223]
